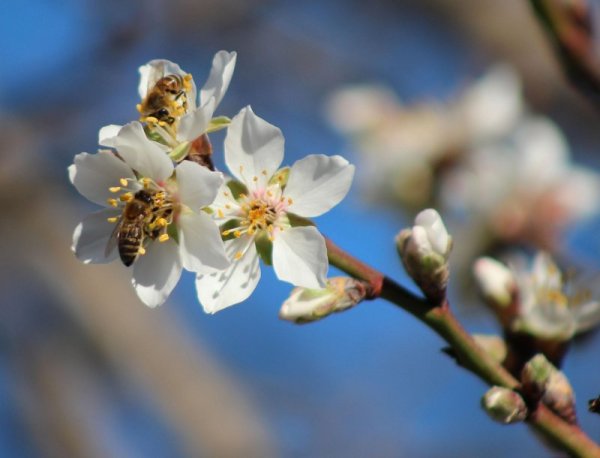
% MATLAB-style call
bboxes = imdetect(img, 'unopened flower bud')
[521,354,577,423]
[279,277,368,324]
[472,334,507,364]
[473,257,516,310]
[396,209,452,302]
[481,386,528,424]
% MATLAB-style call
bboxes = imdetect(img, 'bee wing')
[105,217,122,258]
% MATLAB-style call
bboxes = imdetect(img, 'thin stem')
[326,237,600,457]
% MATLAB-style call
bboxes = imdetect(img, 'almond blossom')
[69,121,230,307]
[100,50,237,153]
[196,107,355,313]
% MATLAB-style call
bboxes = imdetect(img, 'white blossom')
[196,107,355,313]
[101,50,237,151]
[69,122,229,307]
[511,253,600,340]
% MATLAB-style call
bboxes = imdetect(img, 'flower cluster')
[69,52,354,310]
[474,252,600,342]
[326,65,600,251]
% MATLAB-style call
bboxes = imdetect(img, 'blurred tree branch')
[529,0,600,109]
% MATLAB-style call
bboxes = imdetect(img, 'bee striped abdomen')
[118,223,145,267]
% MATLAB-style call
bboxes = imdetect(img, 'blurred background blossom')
[3,0,600,457]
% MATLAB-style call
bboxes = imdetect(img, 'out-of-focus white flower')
[396,208,452,302]
[455,64,523,143]
[508,252,600,341]
[195,107,355,313]
[473,257,516,310]
[325,85,402,134]
[101,51,237,151]
[69,122,230,307]
[279,277,368,323]
[325,65,525,208]
[325,85,458,208]
[442,117,600,248]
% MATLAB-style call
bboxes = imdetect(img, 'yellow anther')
[217,209,224,218]
[109,186,121,193]
[158,121,168,127]
[253,176,258,182]
[136,103,143,113]
[223,191,230,197]
[120,192,133,202]
[107,198,118,207]
[278,175,283,181]
[268,235,274,242]
[287,198,293,205]
[158,234,170,243]
[119,178,129,187]
[234,230,241,238]
[156,218,168,228]
[262,170,268,176]
[107,216,119,223]
[239,193,246,199]
[266,191,272,197]
[247,228,255,236]
[234,251,243,260]
[225,204,231,209]
[145,116,159,124]
[222,229,231,236]
[142,178,151,188]
[138,247,146,255]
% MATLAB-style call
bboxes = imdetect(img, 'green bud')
[521,353,577,423]
[521,354,554,395]
[481,386,528,424]
[279,277,368,324]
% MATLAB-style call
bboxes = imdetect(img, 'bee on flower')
[196,106,355,313]
[100,50,237,167]
[69,121,230,307]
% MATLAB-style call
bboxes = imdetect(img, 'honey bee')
[106,189,173,267]
[138,74,187,125]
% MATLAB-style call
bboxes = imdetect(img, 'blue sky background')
[2,0,600,456]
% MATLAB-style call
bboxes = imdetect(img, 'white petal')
[138,59,197,109]
[72,209,120,264]
[272,226,327,288]
[108,122,173,182]
[210,182,243,221]
[178,212,230,271]
[176,98,215,142]
[98,124,122,146]
[176,160,224,209]
[200,50,237,108]
[414,209,450,256]
[132,239,182,307]
[196,238,260,314]
[574,301,600,333]
[224,106,284,189]
[461,64,523,141]
[285,154,355,217]
[69,151,136,206]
